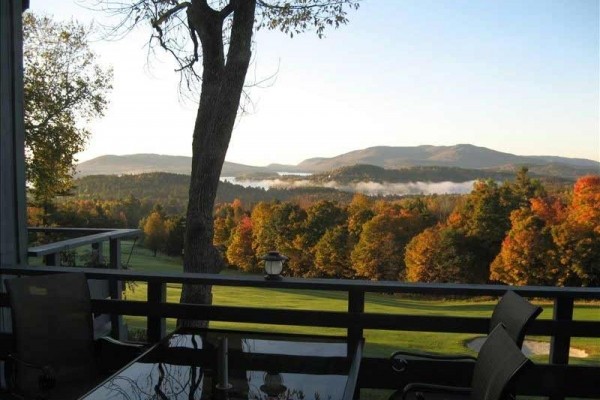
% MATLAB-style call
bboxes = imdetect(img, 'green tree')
[269,202,308,276]
[313,225,352,278]
[302,200,347,248]
[405,225,481,283]
[23,13,112,214]
[509,167,545,207]
[449,179,515,277]
[351,211,426,281]
[165,216,186,257]
[99,0,360,321]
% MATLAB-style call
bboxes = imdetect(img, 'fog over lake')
[221,175,477,196]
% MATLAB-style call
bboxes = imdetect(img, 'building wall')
[0,0,28,336]
[0,0,28,269]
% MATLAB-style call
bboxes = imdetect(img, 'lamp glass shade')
[262,251,287,278]
[264,260,283,276]
[261,372,286,397]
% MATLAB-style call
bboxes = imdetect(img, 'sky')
[31,0,600,166]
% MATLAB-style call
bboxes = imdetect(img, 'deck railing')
[1,264,599,398]
[27,227,141,269]
[26,227,142,339]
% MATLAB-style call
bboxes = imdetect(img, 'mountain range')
[76,144,599,179]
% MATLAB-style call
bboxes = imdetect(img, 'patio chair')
[4,272,143,400]
[389,324,531,400]
[390,290,541,372]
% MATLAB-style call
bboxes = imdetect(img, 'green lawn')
[119,242,600,365]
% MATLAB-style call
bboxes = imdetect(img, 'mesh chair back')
[6,273,96,397]
[489,291,542,348]
[470,324,530,400]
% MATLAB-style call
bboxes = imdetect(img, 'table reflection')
[81,329,355,400]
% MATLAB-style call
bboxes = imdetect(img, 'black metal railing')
[1,264,599,398]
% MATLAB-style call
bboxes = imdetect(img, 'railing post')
[549,296,574,400]
[348,289,364,356]
[109,238,125,340]
[92,242,103,266]
[44,252,58,266]
[147,281,166,343]
[549,296,574,364]
[109,239,121,270]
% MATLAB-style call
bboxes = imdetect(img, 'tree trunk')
[179,0,256,328]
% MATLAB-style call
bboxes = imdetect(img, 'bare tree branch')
[151,2,191,28]
[257,0,353,10]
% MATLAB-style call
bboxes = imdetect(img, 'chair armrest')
[95,337,146,375]
[5,354,56,391]
[390,350,476,372]
[401,383,471,400]
[97,336,146,349]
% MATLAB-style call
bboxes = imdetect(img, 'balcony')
[1,228,599,399]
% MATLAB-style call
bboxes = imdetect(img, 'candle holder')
[215,336,233,390]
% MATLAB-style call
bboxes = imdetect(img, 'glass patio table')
[79,328,362,400]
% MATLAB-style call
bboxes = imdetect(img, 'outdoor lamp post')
[261,251,288,280]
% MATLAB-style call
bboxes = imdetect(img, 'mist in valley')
[221,177,477,196]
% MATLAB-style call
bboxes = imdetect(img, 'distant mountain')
[77,145,599,179]
[76,154,273,177]
[297,144,600,172]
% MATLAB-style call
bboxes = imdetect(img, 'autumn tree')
[425,194,462,224]
[552,175,600,286]
[490,207,559,285]
[251,202,277,260]
[347,193,375,243]
[98,0,360,322]
[213,202,240,252]
[226,215,257,272]
[23,13,112,215]
[142,209,168,256]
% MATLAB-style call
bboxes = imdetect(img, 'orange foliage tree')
[490,205,559,285]
[552,175,600,286]
[492,175,600,287]
[226,216,257,272]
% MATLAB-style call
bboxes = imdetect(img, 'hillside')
[310,164,516,184]
[297,144,600,172]
[76,145,599,179]
[71,173,354,214]
[76,154,277,177]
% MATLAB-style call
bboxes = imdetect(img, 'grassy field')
[116,241,599,366]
